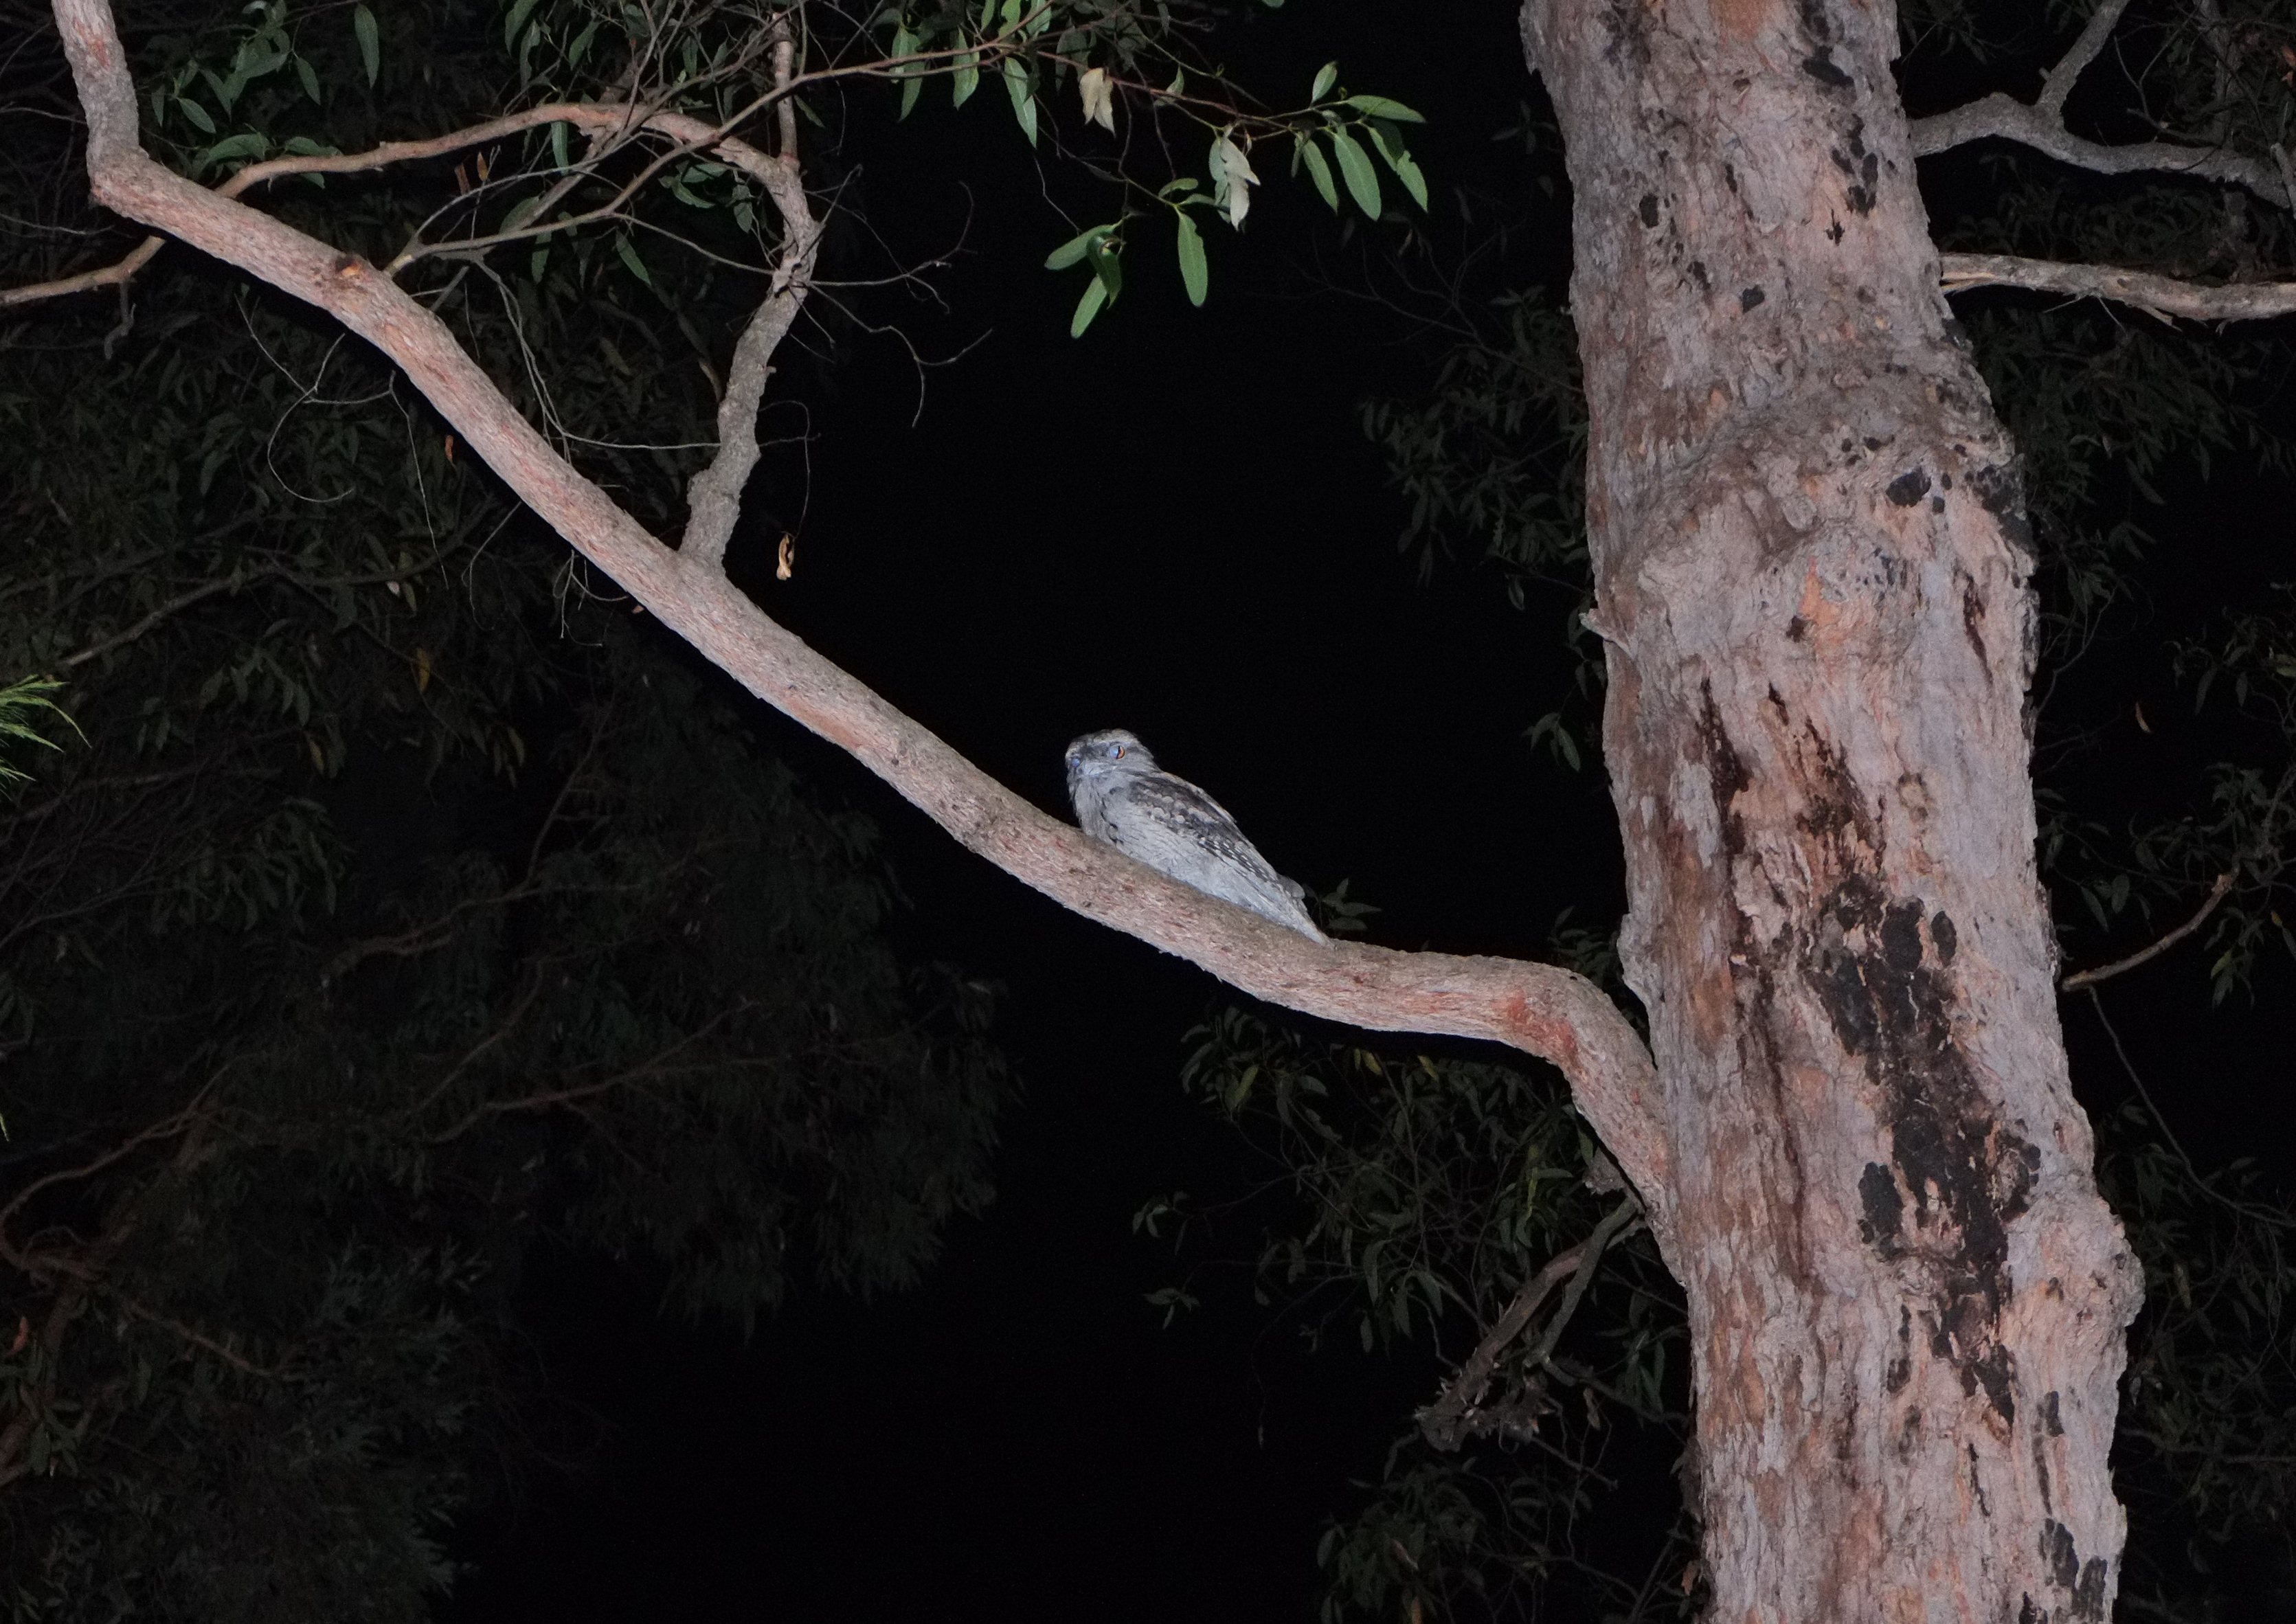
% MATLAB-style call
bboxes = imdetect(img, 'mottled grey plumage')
[1065,729,1326,941]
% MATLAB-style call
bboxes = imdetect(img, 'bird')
[1063,728,1327,942]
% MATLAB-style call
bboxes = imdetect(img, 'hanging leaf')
[1079,66,1115,132]
[952,49,979,106]
[177,96,216,134]
[614,233,653,286]
[502,0,539,52]
[354,3,379,85]
[1070,275,1109,337]
[1298,137,1339,212]
[1327,126,1381,217]
[1086,235,1123,300]
[1367,120,1428,210]
[1174,211,1208,306]
[1003,56,1037,144]
[1311,60,1338,100]
[293,54,322,104]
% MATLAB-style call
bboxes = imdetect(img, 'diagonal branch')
[46,0,1672,1234]
[1939,252,2296,322]
[2036,0,2131,121]
[2060,871,2236,990]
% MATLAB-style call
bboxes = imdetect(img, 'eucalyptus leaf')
[1342,92,1423,123]
[1299,137,1339,212]
[1070,274,1109,338]
[1044,223,1118,270]
[353,3,378,84]
[613,233,653,286]
[952,49,978,107]
[1175,211,1207,307]
[1367,121,1429,210]
[1003,56,1036,145]
[1327,126,1381,217]
[1311,60,1338,100]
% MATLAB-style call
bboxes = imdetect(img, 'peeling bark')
[1518,0,2141,1616]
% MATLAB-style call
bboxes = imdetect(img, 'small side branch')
[2061,872,2236,990]
[1418,1193,1643,1451]
[681,20,820,571]
[1939,253,2296,322]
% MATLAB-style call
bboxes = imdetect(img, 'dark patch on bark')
[1847,150,1880,214]
[1939,470,1955,490]
[2042,1521,2079,1589]
[1884,468,1931,506]
[1801,49,1854,88]
[1860,1161,1904,1253]
[1967,460,2036,556]
[1802,842,2038,1425]
[1697,683,1751,858]
[1827,216,1846,244]
[1740,285,1765,311]
[2041,1390,2063,1436]
[1885,1304,1913,1392]
[1931,910,1957,962]
[1898,1406,1922,1456]
[1689,260,1711,293]
[1931,495,1946,514]
[1797,0,1832,41]
[1639,191,1661,227]
[1786,616,1807,642]
[2020,1597,2042,1624]
[1959,575,1989,672]
[1968,1441,1991,1517]
[2074,1559,2108,1619]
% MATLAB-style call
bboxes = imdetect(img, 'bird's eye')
[1107,743,1125,760]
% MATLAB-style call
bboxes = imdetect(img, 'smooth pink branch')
[47,0,1672,1231]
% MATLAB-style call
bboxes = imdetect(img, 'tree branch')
[1939,252,2296,322]
[2037,0,2131,121]
[1417,1192,1641,1451]
[2060,871,2236,990]
[46,0,1672,1232]
[681,17,820,571]
[1909,0,2293,218]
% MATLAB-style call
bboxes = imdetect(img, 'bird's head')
[1064,728,1153,785]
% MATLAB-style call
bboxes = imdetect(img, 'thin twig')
[2061,871,2235,989]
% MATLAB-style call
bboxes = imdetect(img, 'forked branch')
[1909,0,2293,212]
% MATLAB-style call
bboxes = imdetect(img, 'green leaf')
[952,49,978,107]
[293,53,322,104]
[177,96,216,134]
[613,233,653,286]
[353,4,379,84]
[1310,60,1338,100]
[1327,126,1381,217]
[1342,93,1423,123]
[1044,223,1118,270]
[1003,57,1037,144]
[1069,274,1109,338]
[1298,137,1338,212]
[1367,121,1428,210]
[550,120,571,171]
[1087,236,1123,300]
[503,0,539,52]
[900,76,921,119]
[567,18,598,66]
[998,0,1022,34]
[1174,211,1207,306]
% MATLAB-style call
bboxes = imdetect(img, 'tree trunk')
[1517,1,2143,1618]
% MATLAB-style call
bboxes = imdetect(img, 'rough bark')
[1517,1,2142,1619]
